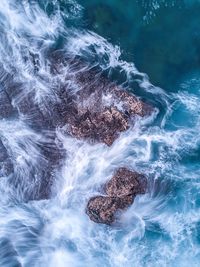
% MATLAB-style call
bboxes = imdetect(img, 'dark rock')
[0,89,15,119]
[86,195,134,225]
[17,137,65,201]
[105,167,147,197]
[32,137,66,200]
[0,53,152,202]
[16,91,55,130]
[0,140,13,177]
[86,168,147,225]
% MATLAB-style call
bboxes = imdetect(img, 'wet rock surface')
[0,54,152,201]
[63,64,152,145]
[86,168,147,225]
[86,195,133,225]
[12,135,65,201]
[49,54,153,145]
[105,167,147,197]
[0,139,13,177]
[3,53,152,146]
[113,89,152,117]
[0,89,15,119]
[67,107,129,146]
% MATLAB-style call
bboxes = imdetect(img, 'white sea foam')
[0,1,200,267]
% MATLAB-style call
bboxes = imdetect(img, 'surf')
[0,1,200,267]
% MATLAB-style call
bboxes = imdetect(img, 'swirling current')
[0,0,200,266]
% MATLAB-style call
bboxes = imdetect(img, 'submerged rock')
[86,168,147,225]
[21,136,65,201]
[0,139,13,177]
[0,89,15,119]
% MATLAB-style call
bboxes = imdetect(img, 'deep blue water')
[80,0,200,91]
[0,0,200,266]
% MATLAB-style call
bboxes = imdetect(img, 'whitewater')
[0,0,200,266]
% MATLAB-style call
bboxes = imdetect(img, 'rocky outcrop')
[48,54,153,146]
[86,195,133,225]
[86,168,147,225]
[13,58,152,142]
[105,168,147,197]
[0,53,152,202]
[64,68,152,145]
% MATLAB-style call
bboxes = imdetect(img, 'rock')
[86,195,134,225]
[49,54,153,145]
[67,107,129,146]
[86,168,147,225]
[105,167,147,197]
[0,53,152,202]
[64,84,152,146]
[112,89,152,117]
[63,61,152,145]
[16,91,55,130]
[21,137,65,201]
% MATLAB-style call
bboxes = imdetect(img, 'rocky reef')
[86,168,147,225]
[0,88,15,119]
[64,64,152,146]
[67,106,129,146]
[0,54,151,206]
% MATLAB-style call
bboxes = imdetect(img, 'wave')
[0,0,200,266]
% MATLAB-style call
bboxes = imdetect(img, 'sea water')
[0,0,200,266]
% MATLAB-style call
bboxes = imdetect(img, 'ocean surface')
[0,0,200,266]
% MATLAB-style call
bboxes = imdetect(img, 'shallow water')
[0,0,200,266]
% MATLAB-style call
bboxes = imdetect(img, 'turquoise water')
[0,0,200,266]
[79,0,200,90]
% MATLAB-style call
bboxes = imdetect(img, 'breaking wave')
[0,1,199,266]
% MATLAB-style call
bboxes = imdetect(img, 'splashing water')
[0,1,200,266]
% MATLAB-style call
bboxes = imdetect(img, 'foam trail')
[0,1,200,267]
